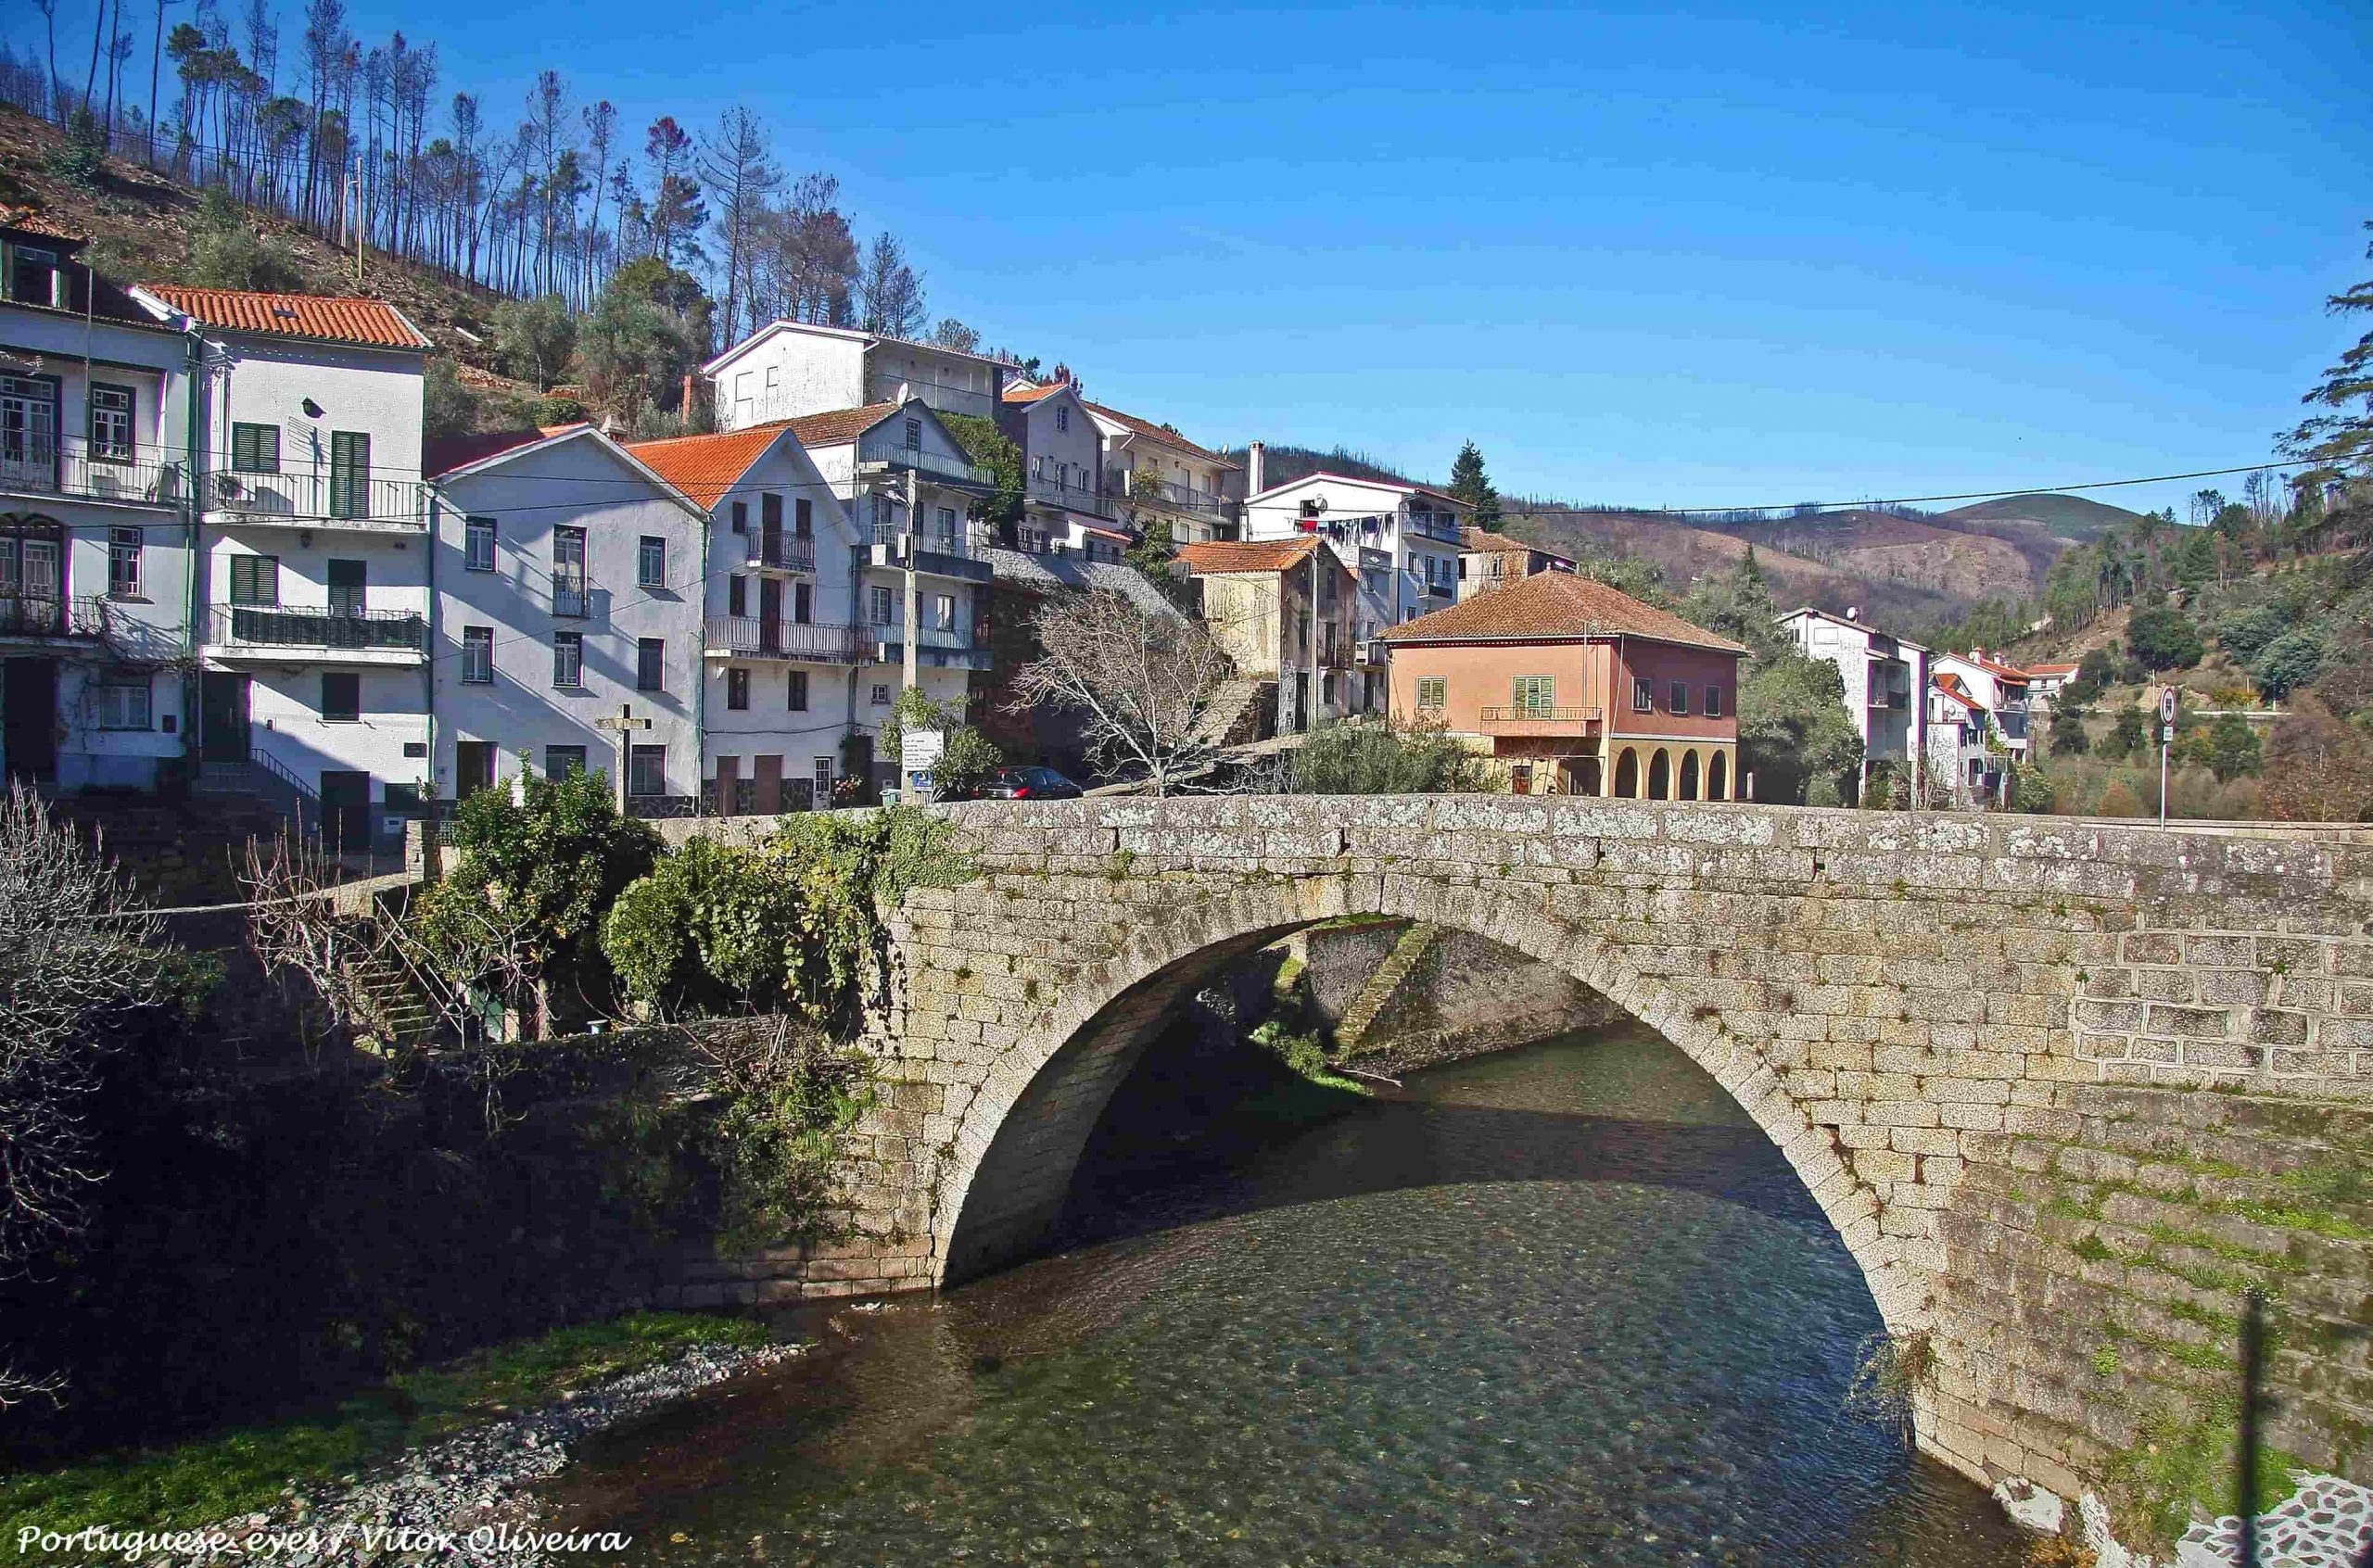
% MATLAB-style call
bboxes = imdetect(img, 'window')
[764,366,779,392]
[1056,404,1069,434]
[464,516,496,571]
[869,585,894,626]
[552,631,583,688]
[328,431,369,520]
[870,683,891,706]
[94,677,150,729]
[788,670,808,711]
[321,672,361,722]
[1415,677,1446,710]
[88,384,133,461]
[1705,685,1724,718]
[9,245,61,307]
[904,418,921,449]
[728,575,748,616]
[107,527,141,598]
[762,493,782,532]
[1669,681,1690,715]
[935,506,955,534]
[929,592,954,631]
[462,626,494,684]
[628,744,666,798]
[544,745,587,780]
[1631,677,1653,713]
[871,493,890,528]
[229,552,277,605]
[636,638,664,692]
[793,497,812,537]
[793,581,812,623]
[814,756,834,798]
[726,666,750,710]
[730,499,748,535]
[326,559,366,615]
[553,525,587,614]
[231,422,280,474]
[638,536,666,588]
[1512,676,1555,714]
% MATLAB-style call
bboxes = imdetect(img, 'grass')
[0,1311,768,1540]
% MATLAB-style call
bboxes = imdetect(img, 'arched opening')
[1708,749,1729,801]
[1564,754,1601,796]
[1612,747,1639,798]
[1647,748,1671,800]
[1679,749,1700,801]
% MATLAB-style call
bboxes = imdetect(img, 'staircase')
[1192,677,1270,749]
[1332,922,1440,1056]
[349,948,441,1053]
[196,748,318,840]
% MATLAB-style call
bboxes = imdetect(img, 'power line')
[1504,461,2308,523]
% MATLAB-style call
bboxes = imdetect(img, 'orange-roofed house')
[1177,537,1364,735]
[1930,648,2035,760]
[1381,571,1746,799]
[998,380,1125,562]
[1083,397,1245,548]
[1458,527,1576,601]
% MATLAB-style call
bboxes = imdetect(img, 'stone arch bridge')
[691,796,2373,1513]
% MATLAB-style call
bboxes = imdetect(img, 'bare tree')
[858,231,927,339]
[700,107,778,347]
[1009,590,1233,795]
[0,784,169,1275]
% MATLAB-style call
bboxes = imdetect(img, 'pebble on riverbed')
[146,1339,809,1568]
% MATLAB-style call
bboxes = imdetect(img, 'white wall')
[1242,475,1464,626]
[202,335,425,482]
[434,431,705,803]
[714,325,867,431]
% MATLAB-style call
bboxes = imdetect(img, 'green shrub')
[1290,717,1481,794]
[2126,606,2205,672]
[43,107,107,189]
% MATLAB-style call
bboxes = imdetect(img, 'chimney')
[1249,441,1265,496]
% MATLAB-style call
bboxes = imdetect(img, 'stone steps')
[1333,922,1440,1055]
[1190,677,1268,749]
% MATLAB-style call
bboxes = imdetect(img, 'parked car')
[978,765,1084,801]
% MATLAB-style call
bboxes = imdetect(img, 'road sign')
[2159,689,2177,725]
[903,729,945,772]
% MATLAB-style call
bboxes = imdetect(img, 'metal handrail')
[1029,472,1113,518]
[212,603,427,652]
[1478,705,1603,724]
[208,467,429,528]
[746,533,817,573]
[855,433,992,487]
[872,523,971,560]
[552,579,592,618]
[0,438,185,509]
[701,615,870,663]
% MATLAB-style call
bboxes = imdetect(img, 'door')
[326,559,367,615]
[758,578,783,653]
[319,770,370,852]
[0,375,57,487]
[199,670,249,765]
[715,755,740,817]
[455,741,496,799]
[328,431,370,519]
[3,657,58,779]
[754,753,782,815]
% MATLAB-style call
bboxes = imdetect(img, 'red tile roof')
[1380,569,1747,653]
[139,285,433,349]
[622,424,790,511]
[0,206,87,242]
[1079,399,1234,466]
[1933,677,1979,710]
[2026,661,2080,675]
[1177,537,1331,575]
[424,428,550,477]
[1002,384,1065,404]
[777,403,900,448]
[1462,528,1536,553]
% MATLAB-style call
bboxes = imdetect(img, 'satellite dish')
[1310,495,1328,515]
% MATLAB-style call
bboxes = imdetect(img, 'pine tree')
[1448,440,1502,527]
[2281,220,2373,499]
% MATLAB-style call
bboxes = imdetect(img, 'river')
[539,1023,2030,1566]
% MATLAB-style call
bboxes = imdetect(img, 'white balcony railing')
[855,432,992,487]
[701,615,870,664]
[207,467,430,530]
[0,439,187,509]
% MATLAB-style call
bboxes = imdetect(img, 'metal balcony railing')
[211,603,426,653]
[0,594,114,639]
[701,615,869,664]
[1029,472,1113,518]
[855,433,992,487]
[1478,704,1604,730]
[552,578,592,618]
[872,523,972,561]
[1112,474,1237,517]
[207,467,430,529]
[0,440,186,509]
[1405,512,1465,544]
[746,533,817,573]
[1357,639,1390,665]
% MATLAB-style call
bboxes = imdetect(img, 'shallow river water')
[539,1025,2030,1567]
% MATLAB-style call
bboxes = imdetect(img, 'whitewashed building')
[0,213,196,793]
[997,382,1129,562]
[428,425,708,814]
[705,321,1009,429]
[1931,650,2035,762]
[622,421,874,811]
[127,285,436,850]
[1086,398,1242,548]
[1775,606,1931,798]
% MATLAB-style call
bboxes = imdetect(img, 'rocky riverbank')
[113,1338,807,1568]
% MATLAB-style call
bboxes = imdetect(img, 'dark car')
[978,765,1085,801]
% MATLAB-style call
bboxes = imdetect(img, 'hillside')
[1222,443,1411,489]
[1939,491,2147,545]
[1688,507,2057,599]
[0,103,528,396]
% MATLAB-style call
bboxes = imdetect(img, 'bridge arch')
[931,871,1912,1334]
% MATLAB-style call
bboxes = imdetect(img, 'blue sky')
[22,0,2371,514]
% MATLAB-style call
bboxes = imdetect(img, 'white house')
[1081,394,1244,548]
[997,382,1129,561]
[751,403,994,780]
[127,285,435,850]
[1926,675,2001,806]
[1930,650,2035,761]
[428,424,708,815]
[0,211,196,793]
[623,420,876,811]
[704,320,1009,429]
[1775,606,1930,796]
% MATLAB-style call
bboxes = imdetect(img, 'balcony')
[745,532,817,575]
[1357,639,1390,666]
[1477,704,1604,738]
[205,468,430,533]
[1405,512,1465,545]
[552,577,592,618]
[1029,472,1113,519]
[1113,474,1238,520]
[0,594,109,641]
[0,440,186,511]
[869,523,993,584]
[875,621,994,672]
[855,432,992,488]
[701,615,869,664]
[209,603,426,664]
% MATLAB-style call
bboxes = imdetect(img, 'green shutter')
[232,423,280,474]
[329,431,369,518]
[230,554,278,606]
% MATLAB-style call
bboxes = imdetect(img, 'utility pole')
[902,466,920,694]
[2158,687,2176,828]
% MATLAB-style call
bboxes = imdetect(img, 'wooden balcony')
[1476,704,1603,738]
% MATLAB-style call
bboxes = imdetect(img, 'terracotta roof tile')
[1380,569,1747,653]
[1002,384,1064,404]
[1462,528,1537,553]
[1177,537,1328,575]
[776,402,900,448]
[2027,662,2080,675]
[424,428,550,477]
[139,285,433,349]
[622,424,791,511]
[1079,399,1234,466]
[0,207,87,242]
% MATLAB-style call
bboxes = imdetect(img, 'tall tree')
[1447,439,1503,527]
[580,98,616,301]
[699,107,777,347]
[931,317,981,353]
[642,115,702,265]
[858,231,926,339]
[2281,220,2373,547]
